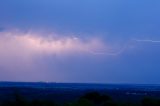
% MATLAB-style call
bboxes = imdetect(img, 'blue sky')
[0,0,160,84]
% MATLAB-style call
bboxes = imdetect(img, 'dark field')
[0,82,160,106]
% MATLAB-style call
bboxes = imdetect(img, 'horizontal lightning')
[133,39,160,43]
[90,38,160,56]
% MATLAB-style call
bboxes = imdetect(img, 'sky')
[0,0,160,84]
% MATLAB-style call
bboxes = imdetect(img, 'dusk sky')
[0,0,160,84]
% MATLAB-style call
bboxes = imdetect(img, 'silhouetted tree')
[31,100,56,106]
[141,97,159,106]
[80,91,112,105]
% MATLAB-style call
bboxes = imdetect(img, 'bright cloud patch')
[0,31,110,58]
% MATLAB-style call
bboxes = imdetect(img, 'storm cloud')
[0,0,160,83]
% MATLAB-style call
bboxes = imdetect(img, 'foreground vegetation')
[1,91,160,106]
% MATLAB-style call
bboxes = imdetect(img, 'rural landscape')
[0,0,160,106]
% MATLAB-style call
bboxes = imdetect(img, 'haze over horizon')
[0,0,160,84]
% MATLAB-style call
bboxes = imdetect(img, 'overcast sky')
[0,0,160,84]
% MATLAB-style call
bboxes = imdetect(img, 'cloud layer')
[0,31,109,57]
[0,30,160,83]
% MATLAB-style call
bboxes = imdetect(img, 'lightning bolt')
[133,39,160,43]
[89,38,160,56]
